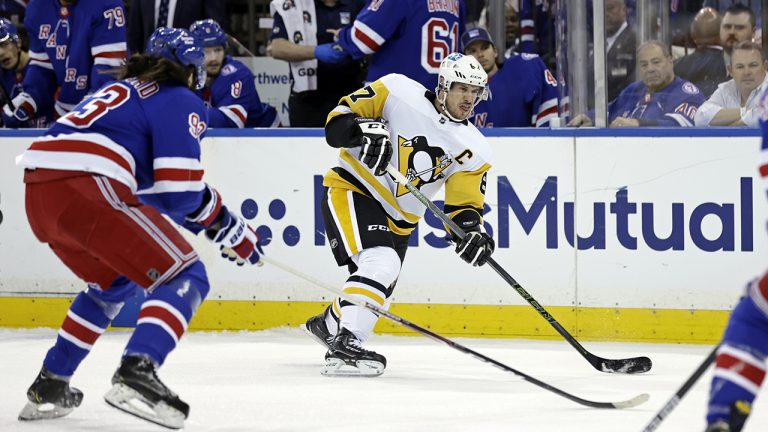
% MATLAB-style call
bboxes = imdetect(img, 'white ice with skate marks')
[2,328,767,432]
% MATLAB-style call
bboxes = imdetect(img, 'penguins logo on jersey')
[395,135,453,196]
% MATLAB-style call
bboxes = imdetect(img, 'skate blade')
[301,324,333,350]
[104,383,185,430]
[18,400,74,421]
[321,357,385,377]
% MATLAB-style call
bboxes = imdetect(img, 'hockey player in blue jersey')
[0,17,54,127]
[569,40,705,127]
[701,90,768,432]
[2,0,128,127]
[462,27,558,127]
[189,19,278,128]
[335,0,466,90]
[15,27,265,429]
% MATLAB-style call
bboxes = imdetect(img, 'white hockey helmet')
[435,52,488,121]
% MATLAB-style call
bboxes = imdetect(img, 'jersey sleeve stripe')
[219,105,247,128]
[535,99,559,127]
[665,112,693,127]
[351,21,384,54]
[91,42,128,55]
[154,157,203,170]
[154,168,204,182]
[28,50,50,61]
[94,57,125,66]
[136,180,206,194]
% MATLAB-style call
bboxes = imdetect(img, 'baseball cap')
[461,27,495,51]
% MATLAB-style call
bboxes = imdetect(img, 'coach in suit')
[128,0,228,54]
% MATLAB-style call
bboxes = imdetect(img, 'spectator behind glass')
[720,2,755,60]
[127,0,228,54]
[695,41,767,126]
[569,40,705,127]
[267,0,366,127]
[190,19,279,128]
[462,27,558,127]
[674,7,728,97]
[587,0,637,108]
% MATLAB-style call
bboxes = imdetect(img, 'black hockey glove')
[356,117,392,176]
[454,231,495,267]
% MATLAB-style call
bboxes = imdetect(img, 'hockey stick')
[641,346,718,432]
[0,81,14,111]
[384,164,653,374]
[261,255,649,409]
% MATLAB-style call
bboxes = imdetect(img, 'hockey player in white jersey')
[304,52,495,376]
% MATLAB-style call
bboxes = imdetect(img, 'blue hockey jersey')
[337,0,465,90]
[603,77,705,127]
[17,79,211,225]
[1,63,53,127]
[202,56,278,128]
[23,0,127,117]
[470,53,558,128]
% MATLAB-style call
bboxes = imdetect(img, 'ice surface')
[0,328,764,432]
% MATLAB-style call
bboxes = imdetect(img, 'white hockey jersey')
[325,73,492,235]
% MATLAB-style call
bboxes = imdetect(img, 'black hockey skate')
[302,306,335,350]
[18,367,83,421]
[322,327,386,377]
[104,355,189,430]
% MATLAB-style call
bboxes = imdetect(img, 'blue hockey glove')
[1,92,34,127]
[454,231,495,267]
[314,43,347,64]
[205,206,264,266]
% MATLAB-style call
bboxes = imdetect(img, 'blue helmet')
[0,18,19,46]
[189,19,228,48]
[146,27,206,90]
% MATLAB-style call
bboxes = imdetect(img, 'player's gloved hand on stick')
[1,92,35,127]
[314,43,347,64]
[355,117,392,176]
[205,206,265,266]
[454,231,494,266]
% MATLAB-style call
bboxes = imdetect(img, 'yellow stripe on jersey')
[343,287,386,306]
[445,162,491,211]
[326,79,391,124]
[328,188,360,256]
[322,169,369,197]
[339,149,421,224]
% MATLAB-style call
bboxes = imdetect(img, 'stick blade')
[599,356,653,374]
[612,393,650,409]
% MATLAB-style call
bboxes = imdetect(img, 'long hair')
[112,53,192,86]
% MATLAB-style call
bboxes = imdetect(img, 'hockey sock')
[43,290,114,377]
[124,261,209,366]
[338,246,400,343]
[707,294,768,428]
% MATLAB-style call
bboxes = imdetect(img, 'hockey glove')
[1,92,35,127]
[314,43,347,64]
[205,206,264,266]
[356,117,392,176]
[454,231,495,267]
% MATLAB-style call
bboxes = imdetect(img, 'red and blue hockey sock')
[123,262,209,366]
[43,278,136,377]
[707,290,768,429]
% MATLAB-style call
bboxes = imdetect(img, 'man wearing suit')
[127,0,228,54]
[588,0,636,108]
[674,7,727,97]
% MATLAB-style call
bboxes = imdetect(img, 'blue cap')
[461,27,494,51]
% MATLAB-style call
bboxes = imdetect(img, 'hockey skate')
[302,306,335,350]
[706,421,731,432]
[18,367,83,421]
[104,355,189,430]
[322,327,386,377]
